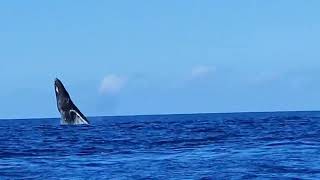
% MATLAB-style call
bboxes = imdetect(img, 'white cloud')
[99,74,127,95]
[190,65,215,79]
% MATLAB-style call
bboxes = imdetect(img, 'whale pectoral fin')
[69,109,89,125]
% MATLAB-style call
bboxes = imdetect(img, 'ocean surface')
[1,111,320,179]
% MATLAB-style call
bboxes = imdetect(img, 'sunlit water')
[1,112,320,179]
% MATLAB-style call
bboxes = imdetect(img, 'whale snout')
[54,78,62,86]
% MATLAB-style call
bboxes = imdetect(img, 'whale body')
[54,78,89,125]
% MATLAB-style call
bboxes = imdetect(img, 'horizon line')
[1,109,319,120]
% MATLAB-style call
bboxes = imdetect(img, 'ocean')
[1,111,320,179]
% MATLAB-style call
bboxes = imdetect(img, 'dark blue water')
[1,112,320,179]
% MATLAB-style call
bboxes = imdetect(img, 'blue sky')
[1,1,320,118]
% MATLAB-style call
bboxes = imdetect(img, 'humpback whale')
[54,78,89,125]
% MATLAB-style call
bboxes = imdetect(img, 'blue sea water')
[1,111,320,179]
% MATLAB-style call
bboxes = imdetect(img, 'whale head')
[54,78,71,112]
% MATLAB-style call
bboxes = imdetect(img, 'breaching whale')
[54,78,89,125]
